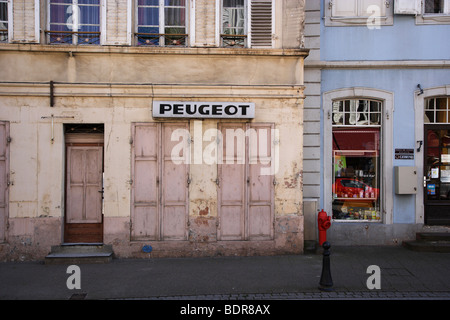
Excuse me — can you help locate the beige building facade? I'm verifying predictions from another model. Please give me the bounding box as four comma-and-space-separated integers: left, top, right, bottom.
0, 0, 308, 261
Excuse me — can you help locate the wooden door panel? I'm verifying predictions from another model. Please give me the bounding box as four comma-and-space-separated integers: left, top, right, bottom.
0, 122, 8, 242
131, 123, 189, 241
66, 146, 103, 223
162, 123, 188, 240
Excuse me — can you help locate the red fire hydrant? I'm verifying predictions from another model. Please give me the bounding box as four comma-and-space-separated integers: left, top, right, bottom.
318, 209, 331, 246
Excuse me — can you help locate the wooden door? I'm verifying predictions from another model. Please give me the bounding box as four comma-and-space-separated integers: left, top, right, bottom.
0, 121, 9, 242
218, 123, 274, 240
218, 123, 246, 240
65, 134, 104, 243
131, 123, 189, 241
248, 123, 274, 240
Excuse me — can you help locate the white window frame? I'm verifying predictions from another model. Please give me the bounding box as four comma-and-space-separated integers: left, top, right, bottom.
134, 0, 189, 47
218, 0, 249, 47
324, 0, 394, 27
416, 0, 450, 25
323, 88, 394, 224
216, 0, 275, 48
0, 0, 10, 42
47, 0, 104, 45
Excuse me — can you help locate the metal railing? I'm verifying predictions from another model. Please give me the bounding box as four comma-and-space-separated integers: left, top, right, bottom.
135, 33, 188, 47
46, 30, 101, 45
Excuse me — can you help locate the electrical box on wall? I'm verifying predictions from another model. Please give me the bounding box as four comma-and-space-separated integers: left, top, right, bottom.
395, 166, 418, 194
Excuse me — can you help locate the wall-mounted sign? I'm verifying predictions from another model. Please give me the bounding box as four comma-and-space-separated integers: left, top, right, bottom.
152, 101, 255, 119
395, 148, 414, 160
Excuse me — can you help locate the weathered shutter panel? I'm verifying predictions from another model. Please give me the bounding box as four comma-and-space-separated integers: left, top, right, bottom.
331, 0, 358, 17
218, 123, 246, 240
11, 0, 39, 43
131, 123, 189, 241
131, 124, 160, 240
248, 124, 274, 240
0, 122, 9, 242
194, 0, 216, 46
103, 0, 131, 45
360, 0, 387, 16
250, 0, 273, 47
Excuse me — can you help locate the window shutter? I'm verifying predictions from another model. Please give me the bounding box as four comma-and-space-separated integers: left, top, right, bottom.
360, 0, 387, 16
103, 0, 131, 45
11, 0, 39, 43
250, 0, 273, 48
194, 0, 216, 46
331, 0, 358, 17
394, 0, 421, 14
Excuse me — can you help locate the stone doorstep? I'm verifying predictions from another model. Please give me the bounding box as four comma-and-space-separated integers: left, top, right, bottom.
44, 243, 113, 264
402, 232, 450, 253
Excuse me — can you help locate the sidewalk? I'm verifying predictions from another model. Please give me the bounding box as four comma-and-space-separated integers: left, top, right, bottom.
1, 245, 449, 300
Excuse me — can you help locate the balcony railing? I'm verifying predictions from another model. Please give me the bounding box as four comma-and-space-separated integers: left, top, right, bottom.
135, 33, 188, 47
46, 30, 101, 45
221, 34, 247, 48
0, 29, 7, 42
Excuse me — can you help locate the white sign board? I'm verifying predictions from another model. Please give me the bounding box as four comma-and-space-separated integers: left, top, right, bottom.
153, 101, 255, 119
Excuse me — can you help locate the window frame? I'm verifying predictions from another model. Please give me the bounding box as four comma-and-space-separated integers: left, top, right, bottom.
416, 0, 450, 25
0, 0, 9, 42
220, 0, 248, 48
324, 0, 394, 27
323, 88, 394, 224
46, 0, 103, 45
134, 0, 189, 47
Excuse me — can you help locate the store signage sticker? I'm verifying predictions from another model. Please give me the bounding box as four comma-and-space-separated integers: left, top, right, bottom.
153, 101, 255, 119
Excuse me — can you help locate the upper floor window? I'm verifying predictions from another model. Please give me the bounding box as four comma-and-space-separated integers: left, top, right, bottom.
425, 97, 450, 124
424, 0, 450, 14
325, 0, 394, 27
221, 0, 273, 48
136, 0, 187, 47
0, 0, 7, 42
47, 0, 101, 45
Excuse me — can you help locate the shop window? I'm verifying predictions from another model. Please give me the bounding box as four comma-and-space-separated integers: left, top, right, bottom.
47, 0, 101, 45
135, 0, 188, 47
332, 99, 382, 221
0, 0, 7, 42
425, 97, 450, 124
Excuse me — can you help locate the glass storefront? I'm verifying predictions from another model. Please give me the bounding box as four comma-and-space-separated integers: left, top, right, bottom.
331, 99, 382, 221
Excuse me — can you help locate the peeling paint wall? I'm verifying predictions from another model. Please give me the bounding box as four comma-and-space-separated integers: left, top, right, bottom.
0, 0, 308, 261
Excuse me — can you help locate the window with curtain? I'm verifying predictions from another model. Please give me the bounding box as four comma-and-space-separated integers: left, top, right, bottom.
136, 0, 187, 46
48, 0, 101, 45
221, 0, 246, 47
0, 0, 7, 42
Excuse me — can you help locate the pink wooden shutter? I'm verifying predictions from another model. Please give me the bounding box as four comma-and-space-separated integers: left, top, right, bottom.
248, 123, 274, 240
218, 123, 246, 240
0, 122, 9, 242
161, 123, 189, 240
131, 123, 160, 240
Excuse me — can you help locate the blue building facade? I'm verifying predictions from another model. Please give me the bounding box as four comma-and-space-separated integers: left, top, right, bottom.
304, 0, 450, 245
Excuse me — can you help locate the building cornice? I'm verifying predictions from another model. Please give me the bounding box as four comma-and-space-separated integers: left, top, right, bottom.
305, 60, 450, 69
0, 43, 310, 58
